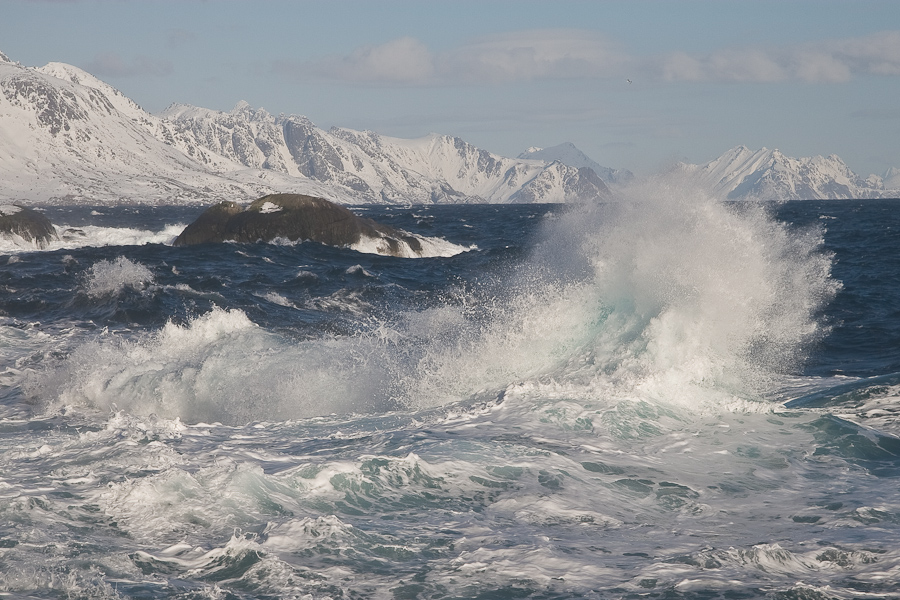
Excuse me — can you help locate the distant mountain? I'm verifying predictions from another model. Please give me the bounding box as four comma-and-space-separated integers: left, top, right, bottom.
0, 50, 610, 205
883, 167, 900, 191
160, 104, 610, 204
679, 145, 898, 201
6, 49, 897, 206
518, 143, 633, 185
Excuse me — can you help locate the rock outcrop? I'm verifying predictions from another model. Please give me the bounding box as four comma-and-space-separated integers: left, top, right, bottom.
0, 204, 57, 247
173, 194, 425, 257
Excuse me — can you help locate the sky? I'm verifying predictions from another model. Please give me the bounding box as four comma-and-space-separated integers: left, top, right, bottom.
2, 0, 899, 176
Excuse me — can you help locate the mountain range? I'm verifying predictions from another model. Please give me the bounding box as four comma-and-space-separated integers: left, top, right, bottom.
0, 51, 609, 205
0, 49, 897, 205
678, 145, 898, 201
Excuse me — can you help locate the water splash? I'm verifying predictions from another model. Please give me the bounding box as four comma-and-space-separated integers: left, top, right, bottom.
34, 177, 839, 423
82, 256, 155, 297
405, 175, 839, 411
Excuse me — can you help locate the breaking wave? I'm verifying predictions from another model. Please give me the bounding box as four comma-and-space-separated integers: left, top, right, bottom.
32, 176, 839, 424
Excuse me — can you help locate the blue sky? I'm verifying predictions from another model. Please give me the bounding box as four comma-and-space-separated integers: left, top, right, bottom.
2, 0, 899, 176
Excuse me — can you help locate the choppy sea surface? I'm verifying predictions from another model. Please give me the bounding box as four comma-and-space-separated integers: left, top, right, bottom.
2, 186, 900, 599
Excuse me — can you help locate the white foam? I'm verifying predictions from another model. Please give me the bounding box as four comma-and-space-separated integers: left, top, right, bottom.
30, 175, 839, 427
82, 256, 154, 297
400, 174, 839, 412
256, 291, 295, 308
270, 230, 471, 258
351, 233, 473, 258
31, 307, 399, 424
0, 223, 185, 254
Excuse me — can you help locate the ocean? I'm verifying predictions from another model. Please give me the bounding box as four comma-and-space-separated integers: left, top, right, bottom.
1, 185, 899, 599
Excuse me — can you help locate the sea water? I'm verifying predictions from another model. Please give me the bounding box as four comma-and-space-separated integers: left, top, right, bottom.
1, 183, 899, 599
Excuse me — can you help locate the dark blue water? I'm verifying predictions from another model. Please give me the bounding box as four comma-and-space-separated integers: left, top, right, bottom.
774, 199, 900, 378
1, 204, 545, 333
7, 201, 898, 377
1, 197, 899, 599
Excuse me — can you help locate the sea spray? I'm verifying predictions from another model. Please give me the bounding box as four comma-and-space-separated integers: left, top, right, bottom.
30, 307, 403, 424
570, 176, 839, 405
404, 175, 840, 411
4, 200, 900, 598
32, 180, 839, 424
82, 256, 155, 297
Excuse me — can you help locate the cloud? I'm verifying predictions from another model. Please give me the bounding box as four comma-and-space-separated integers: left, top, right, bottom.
85, 52, 173, 78
276, 37, 434, 84
276, 30, 625, 85
660, 49, 787, 83
438, 29, 627, 83
278, 29, 900, 86
658, 31, 900, 83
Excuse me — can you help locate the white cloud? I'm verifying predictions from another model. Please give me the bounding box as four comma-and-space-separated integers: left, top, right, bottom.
279, 36, 434, 84
278, 30, 900, 86
278, 30, 625, 85
661, 48, 786, 82
659, 31, 900, 83
438, 29, 627, 83
85, 52, 173, 79
835, 30, 900, 76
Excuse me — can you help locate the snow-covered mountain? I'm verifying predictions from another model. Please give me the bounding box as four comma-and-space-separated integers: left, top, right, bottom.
160, 103, 610, 204
5, 49, 895, 206
0, 51, 610, 205
680, 146, 898, 201
0, 53, 332, 204
518, 142, 633, 186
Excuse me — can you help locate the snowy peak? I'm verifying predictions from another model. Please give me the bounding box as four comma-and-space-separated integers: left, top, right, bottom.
36, 61, 147, 118
683, 145, 893, 200
518, 142, 633, 185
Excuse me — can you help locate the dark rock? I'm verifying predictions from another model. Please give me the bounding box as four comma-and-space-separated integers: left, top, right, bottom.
171, 200, 244, 246
173, 194, 424, 257
0, 204, 57, 248
61, 227, 87, 241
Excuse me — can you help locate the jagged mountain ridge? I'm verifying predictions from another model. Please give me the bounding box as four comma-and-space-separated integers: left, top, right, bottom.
0, 50, 610, 205
680, 145, 898, 201
159, 103, 611, 204
3, 49, 897, 205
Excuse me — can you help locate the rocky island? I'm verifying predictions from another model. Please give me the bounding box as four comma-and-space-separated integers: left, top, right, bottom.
173, 194, 426, 257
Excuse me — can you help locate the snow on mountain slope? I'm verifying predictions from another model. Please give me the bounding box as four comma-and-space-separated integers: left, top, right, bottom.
0, 56, 334, 204
680, 145, 895, 200
1, 51, 608, 205
7, 49, 893, 206
161, 104, 611, 204
518, 142, 633, 186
